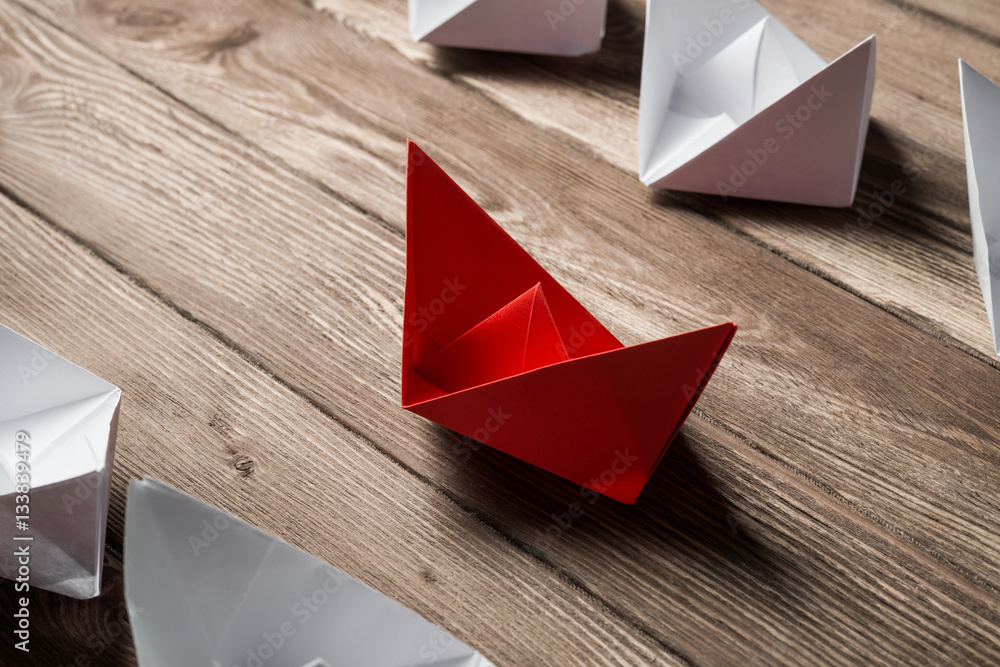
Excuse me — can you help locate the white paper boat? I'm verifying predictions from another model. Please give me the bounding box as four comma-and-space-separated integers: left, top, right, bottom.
409, 0, 608, 55
638, 0, 876, 206
959, 60, 1000, 355
125, 477, 494, 667
0, 324, 120, 599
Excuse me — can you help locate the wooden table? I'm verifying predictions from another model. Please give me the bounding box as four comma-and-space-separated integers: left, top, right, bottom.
2, 0, 999, 664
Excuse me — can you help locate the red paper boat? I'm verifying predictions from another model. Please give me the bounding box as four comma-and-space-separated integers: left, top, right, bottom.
401, 142, 736, 503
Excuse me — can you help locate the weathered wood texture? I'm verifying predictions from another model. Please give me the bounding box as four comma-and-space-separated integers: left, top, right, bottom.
0, 194, 665, 665
1, 0, 999, 664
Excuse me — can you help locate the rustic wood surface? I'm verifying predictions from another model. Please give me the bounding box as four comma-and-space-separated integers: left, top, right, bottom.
1, 0, 999, 664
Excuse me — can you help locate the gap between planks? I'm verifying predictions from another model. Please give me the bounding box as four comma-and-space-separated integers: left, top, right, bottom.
12, 0, 998, 379
0, 178, 696, 667
442, 64, 1000, 376
0, 187, 678, 665
691, 406, 1000, 599
6, 0, 1000, 607
5, 0, 1000, 633
296, 0, 1000, 362
880, 0, 1000, 48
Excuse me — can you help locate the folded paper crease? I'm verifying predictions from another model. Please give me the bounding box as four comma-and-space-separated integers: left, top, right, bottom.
125, 477, 493, 667
638, 0, 876, 206
402, 142, 736, 503
0, 324, 120, 599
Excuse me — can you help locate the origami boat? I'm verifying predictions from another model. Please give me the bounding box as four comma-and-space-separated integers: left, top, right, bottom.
0, 324, 120, 598
124, 477, 493, 667
408, 0, 608, 55
638, 0, 876, 206
402, 142, 736, 503
959, 60, 1000, 356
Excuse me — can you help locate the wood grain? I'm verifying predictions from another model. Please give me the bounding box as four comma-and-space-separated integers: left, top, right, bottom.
7, 0, 1000, 587
0, 193, 667, 665
0, 555, 137, 666
297, 0, 1000, 362
1, 0, 1000, 664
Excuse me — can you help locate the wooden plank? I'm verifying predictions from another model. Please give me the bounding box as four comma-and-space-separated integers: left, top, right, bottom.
3, 1, 1000, 663
292, 0, 1000, 363
0, 195, 666, 665
26, 0, 1000, 362
2, 180, 999, 667
12, 0, 1000, 589
900, 0, 1000, 43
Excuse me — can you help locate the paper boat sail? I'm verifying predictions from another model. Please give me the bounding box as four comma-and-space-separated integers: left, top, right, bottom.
124, 477, 493, 667
638, 0, 876, 207
402, 142, 736, 504
0, 324, 120, 599
960, 60, 1000, 355
408, 0, 608, 55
